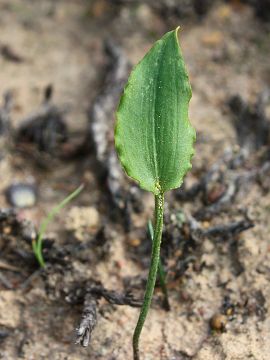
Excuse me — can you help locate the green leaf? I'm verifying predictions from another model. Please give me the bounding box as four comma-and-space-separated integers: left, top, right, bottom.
115, 27, 195, 195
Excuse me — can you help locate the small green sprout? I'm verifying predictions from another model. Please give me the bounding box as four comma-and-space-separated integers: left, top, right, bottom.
115, 28, 195, 360
32, 184, 84, 268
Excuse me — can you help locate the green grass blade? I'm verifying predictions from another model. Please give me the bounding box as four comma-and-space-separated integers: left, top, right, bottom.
32, 184, 84, 267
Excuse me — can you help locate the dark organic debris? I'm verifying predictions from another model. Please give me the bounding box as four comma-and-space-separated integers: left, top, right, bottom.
6, 183, 37, 208
67, 281, 142, 308
202, 216, 254, 240
177, 93, 270, 220
46, 224, 112, 267
176, 148, 261, 220
0, 208, 37, 263
228, 92, 270, 152
17, 326, 29, 358
0, 327, 10, 343
74, 284, 142, 347
193, 0, 215, 16
127, 202, 253, 283
171, 350, 193, 360
221, 295, 235, 316
201, 213, 254, 276
0, 208, 23, 246
75, 294, 97, 347
244, 290, 267, 321
111, 0, 215, 19
161, 212, 202, 279
0, 92, 12, 137
0, 272, 13, 289
257, 161, 270, 192
123, 274, 147, 292
0, 208, 16, 222
161, 209, 254, 279
16, 85, 68, 154
0, 44, 25, 63
243, 0, 270, 21
156, 0, 215, 20
229, 237, 244, 276
223, 290, 268, 324
168, 142, 259, 278
88, 285, 142, 307
0, 209, 38, 289
90, 226, 110, 260
42, 240, 70, 268
253, 0, 270, 21
67, 280, 142, 347
194, 179, 238, 220
175, 150, 239, 205
201, 214, 254, 276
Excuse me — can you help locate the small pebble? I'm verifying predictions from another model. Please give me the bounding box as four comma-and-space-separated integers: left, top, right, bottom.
210, 313, 227, 331
3, 226, 11, 235
128, 238, 141, 247
225, 307, 234, 316
6, 183, 37, 208
202, 221, 210, 229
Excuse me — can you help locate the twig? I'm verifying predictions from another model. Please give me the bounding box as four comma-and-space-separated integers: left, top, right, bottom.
74, 282, 142, 348
0, 272, 13, 289
88, 285, 142, 307
202, 217, 254, 239
75, 294, 97, 347
86, 40, 131, 211
0, 260, 21, 272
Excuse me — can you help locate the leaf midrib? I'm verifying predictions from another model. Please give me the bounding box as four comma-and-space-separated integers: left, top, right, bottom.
152, 42, 165, 190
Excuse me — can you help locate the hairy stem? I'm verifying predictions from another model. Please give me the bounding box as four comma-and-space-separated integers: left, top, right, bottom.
147, 220, 170, 311
133, 193, 164, 360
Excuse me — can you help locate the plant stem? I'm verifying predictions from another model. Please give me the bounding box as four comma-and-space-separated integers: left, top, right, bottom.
147, 220, 170, 311
133, 192, 164, 360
